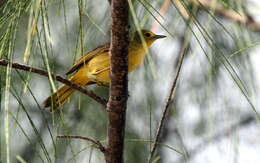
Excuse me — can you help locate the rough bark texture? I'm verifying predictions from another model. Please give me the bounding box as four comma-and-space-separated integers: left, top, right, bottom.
105, 0, 129, 162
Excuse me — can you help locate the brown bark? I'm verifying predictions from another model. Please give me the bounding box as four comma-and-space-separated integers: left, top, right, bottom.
105, 0, 129, 162
0, 59, 107, 106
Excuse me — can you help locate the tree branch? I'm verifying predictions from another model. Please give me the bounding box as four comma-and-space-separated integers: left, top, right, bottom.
0, 59, 107, 107
149, 34, 189, 161
105, 0, 129, 162
57, 135, 106, 153
173, 0, 190, 20
189, 0, 260, 31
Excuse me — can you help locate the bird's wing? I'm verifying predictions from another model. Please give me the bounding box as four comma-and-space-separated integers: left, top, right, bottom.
66, 43, 110, 75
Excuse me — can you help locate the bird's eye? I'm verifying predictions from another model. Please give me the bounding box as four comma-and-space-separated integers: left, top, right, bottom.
145, 32, 151, 37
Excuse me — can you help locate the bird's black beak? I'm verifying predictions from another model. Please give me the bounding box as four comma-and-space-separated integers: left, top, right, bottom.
152, 35, 166, 39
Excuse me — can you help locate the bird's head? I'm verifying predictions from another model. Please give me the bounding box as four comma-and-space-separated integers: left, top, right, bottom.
132, 29, 166, 47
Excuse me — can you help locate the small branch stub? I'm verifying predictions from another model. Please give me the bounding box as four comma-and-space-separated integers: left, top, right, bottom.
57, 135, 106, 153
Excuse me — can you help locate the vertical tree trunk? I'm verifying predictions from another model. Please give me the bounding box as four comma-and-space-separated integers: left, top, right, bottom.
105, 0, 129, 162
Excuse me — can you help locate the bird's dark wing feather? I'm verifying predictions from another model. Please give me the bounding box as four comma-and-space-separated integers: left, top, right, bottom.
66, 43, 110, 75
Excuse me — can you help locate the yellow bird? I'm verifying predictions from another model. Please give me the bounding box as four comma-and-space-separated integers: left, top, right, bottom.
43, 29, 166, 110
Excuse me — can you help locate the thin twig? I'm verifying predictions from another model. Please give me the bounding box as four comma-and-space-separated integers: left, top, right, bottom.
151, 0, 171, 31
57, 135, 106, 153
173, 0, 190, 19
149, 37, 189, 161
189, 0, 260, 31
174, 0, 260, 31
0, 59, 107, 107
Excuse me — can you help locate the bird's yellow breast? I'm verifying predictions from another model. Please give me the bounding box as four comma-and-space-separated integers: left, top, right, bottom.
128, 46, 146, 72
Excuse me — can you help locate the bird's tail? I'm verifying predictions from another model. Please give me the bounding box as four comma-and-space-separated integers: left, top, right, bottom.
43, 84, 74, 111
43, 76, 88, 111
